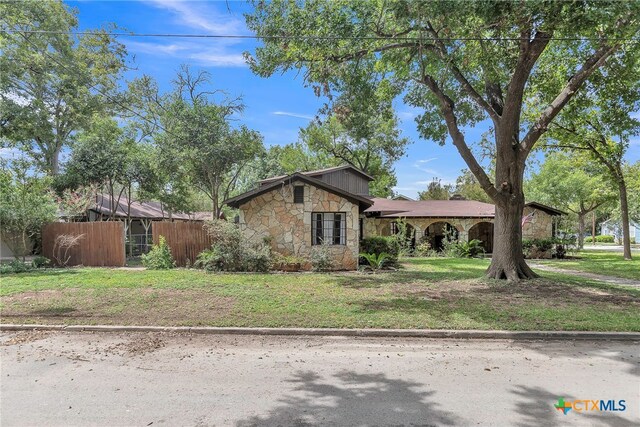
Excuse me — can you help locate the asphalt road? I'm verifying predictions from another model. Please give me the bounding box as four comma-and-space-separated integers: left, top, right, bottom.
1, 331, 638, 426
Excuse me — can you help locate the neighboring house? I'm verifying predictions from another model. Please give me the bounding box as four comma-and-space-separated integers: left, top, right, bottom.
225, 165, 565, 270
600, 219, 640, 244
69, 194, 212, 255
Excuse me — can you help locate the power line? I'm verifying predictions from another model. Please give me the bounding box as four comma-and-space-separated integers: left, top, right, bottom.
1, 29, 639, 42
8, 27, 178, 143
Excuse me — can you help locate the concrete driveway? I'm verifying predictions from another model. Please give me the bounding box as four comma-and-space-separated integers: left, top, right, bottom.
1, 331, 638, 426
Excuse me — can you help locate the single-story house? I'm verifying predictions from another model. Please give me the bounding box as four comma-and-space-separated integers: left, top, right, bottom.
600, 218, 640, 244
224, 165, 565, 270
68, 194, 212, 255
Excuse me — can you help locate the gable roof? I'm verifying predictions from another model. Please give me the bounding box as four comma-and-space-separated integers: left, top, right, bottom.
524, 202, 566, 216
224, 172, 374, 209
365, 198, 496, 218
258, 164, 374, 185
89, 194, 211, 221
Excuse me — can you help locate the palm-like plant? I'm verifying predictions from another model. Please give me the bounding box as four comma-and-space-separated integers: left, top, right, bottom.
359, 252, 391, 270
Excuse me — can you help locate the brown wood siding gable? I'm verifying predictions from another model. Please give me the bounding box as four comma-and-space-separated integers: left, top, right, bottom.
319, 170, 369, 196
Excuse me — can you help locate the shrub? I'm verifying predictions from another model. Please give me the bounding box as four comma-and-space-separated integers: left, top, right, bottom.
32, 256, 51, 269
585, 235, 615, 243
0, 260, 33, 274
194, 247, 225, 272
522, 237, 575, 259
310, 242, 333, 272
359, 252, 391, 270
359, 236, 399, 266
447, 239, 485, 258
244, 244, 273, 272
196, 219, 273, 272
141, 236, 175, 269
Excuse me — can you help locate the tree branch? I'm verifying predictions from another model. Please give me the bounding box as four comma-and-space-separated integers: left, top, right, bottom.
503, 29, 552, 133
425, 22, 500, 123
418, 73, 501, 203
520, 42, 620, 154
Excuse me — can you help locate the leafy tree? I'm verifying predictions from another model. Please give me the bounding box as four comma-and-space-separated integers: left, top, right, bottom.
154, 67, 264, 219
0, 1, 128, 175
453, 169, 492, 203
0, 159, 57, 260
60, 117, 131, 219
236, 142, 336, 194
418, 177, 452, 200
525, 152, 615, 248
245, 0, 639, 280
300, 115, 404, 198
543, 47, 640, 259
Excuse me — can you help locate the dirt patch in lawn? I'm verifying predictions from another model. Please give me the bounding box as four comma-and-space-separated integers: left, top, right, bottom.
0, 288, 236, 326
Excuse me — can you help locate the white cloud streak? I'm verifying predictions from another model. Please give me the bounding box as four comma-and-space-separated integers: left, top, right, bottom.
272, 111, 314, 120
143, 0, 245, 34
133, 1, 248, 67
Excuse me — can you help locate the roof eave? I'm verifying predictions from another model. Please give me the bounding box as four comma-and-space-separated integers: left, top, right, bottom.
224, 173, 373, 209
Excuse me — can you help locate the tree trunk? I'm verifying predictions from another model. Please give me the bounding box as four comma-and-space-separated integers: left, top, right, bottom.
577, 213, 585, 249
618, 180, 632, 260
49, 145, 62, 176
485, 119, 538, 281
486, 197, 539, 281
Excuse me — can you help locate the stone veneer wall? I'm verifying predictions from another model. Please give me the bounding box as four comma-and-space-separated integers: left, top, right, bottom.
363, 217, 494, 243
238, 183, 359, 270
522, 207, 554, 239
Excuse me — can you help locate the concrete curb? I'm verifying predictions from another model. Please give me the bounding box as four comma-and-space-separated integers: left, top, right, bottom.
1, 324, 639, 341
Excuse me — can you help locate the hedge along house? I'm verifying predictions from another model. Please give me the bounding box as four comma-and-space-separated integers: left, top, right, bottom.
225, 165, 565, 270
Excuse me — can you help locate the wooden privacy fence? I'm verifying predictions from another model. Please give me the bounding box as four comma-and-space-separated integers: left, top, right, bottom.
152, 222, 212, 267
42, 222, 125, 267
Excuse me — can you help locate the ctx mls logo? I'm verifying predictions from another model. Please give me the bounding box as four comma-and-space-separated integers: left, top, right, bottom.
554, 398, 626, 415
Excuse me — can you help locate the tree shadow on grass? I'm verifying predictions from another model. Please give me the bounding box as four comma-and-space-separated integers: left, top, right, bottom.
334, 267, 488, 290
511, 385, 636, 427
236, 370, 459, 426
2, 269, 80, 278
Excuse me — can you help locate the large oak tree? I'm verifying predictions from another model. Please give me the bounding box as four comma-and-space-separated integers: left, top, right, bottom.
245, 0, 639, 280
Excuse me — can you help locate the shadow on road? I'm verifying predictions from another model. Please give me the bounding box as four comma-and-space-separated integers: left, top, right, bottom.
236, 370, 459, 426
513, 341, 640, 377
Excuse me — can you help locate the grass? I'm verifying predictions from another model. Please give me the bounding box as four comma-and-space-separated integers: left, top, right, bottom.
1, 257, 638, 331
536, 250, 640, 280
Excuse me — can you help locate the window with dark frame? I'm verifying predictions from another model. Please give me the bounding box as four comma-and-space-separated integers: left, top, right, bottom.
293, 186, 304, 203
311, 212, 346, 245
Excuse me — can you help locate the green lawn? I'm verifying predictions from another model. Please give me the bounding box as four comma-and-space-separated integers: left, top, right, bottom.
536, 250, 640, 280
1, 257, 638, 331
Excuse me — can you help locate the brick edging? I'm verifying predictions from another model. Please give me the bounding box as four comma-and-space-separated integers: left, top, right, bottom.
1, 324, 639, 341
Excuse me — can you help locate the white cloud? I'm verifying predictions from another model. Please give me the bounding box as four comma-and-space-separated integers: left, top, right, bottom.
189, 51, 246, 67
413, 159, 440, 175
143, 0, 245, 34
126, 39, 247, 67
272, 111, 314, 120
133, 1, 249, 67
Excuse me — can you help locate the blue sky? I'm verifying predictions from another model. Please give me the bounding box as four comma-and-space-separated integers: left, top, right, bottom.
67, 0, 639, 198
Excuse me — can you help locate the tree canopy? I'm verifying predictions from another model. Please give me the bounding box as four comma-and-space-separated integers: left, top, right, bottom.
0, 1, 128, 175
